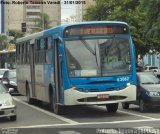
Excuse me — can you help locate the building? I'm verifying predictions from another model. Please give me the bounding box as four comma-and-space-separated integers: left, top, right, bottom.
76, 2, 83, 22
61, 15, 76, 24
143, 54, 160, 67
25, 0, 61, 32
0, 0, 5, 33
75, 0, 96, 22
4, 0, 61, 34
4, 0, 24, 33
82, 0, 96, 21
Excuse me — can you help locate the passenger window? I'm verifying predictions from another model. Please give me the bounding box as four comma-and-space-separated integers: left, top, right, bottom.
44, 38, 48, 50
36, 40, 40, 50
48, 37, 52, 49
40, 39, 45, 49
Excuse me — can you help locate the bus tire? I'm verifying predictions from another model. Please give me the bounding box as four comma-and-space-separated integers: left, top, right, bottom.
26, 84, 33, 104
49, 87, 63, 115
122, 102, 129, 109
106, 103, 118, 113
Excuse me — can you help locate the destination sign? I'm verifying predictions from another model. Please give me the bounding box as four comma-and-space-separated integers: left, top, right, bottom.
64, 24, 129, 37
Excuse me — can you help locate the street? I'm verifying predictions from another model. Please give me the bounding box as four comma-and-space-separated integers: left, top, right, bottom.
1, 95, 160, 134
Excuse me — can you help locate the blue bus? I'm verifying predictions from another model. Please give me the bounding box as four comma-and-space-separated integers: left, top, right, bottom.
16, 21, 136, 114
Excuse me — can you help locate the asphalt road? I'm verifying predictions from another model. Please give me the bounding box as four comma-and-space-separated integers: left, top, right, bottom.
1, 95, 160, 134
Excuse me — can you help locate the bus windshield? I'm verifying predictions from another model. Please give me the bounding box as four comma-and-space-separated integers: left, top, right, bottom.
65, 36, 132, 77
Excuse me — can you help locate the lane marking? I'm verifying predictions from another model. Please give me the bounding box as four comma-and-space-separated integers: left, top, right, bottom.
118, 110, 156, 119
10, 118, 160, 128
98, 105, 156, 119
13, 97, 79, 124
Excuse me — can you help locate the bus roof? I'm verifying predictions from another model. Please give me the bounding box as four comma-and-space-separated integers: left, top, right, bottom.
16, 21, 129, 44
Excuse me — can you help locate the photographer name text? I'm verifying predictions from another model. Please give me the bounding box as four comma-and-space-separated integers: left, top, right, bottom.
0, 0, 86, 5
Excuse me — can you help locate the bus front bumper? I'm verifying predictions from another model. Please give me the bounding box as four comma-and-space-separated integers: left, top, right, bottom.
64, 85, 136, 105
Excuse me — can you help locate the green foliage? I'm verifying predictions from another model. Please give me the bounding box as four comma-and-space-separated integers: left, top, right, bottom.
9, 30, 24, 44
142, 0, 160, 38
142, 0, 160, 53
84, 0, 160, 56
0, 34, 8, 50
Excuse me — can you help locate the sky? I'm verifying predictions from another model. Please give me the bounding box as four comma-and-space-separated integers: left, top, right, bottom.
61, 0, 76, 19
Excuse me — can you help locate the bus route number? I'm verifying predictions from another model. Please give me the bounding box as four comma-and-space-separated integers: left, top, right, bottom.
117, 77, 129, 82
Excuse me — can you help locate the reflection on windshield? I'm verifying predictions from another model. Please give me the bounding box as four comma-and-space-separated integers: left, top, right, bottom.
0, 84, 7, 93
9, 71, 16, 79
65, 37, 132, 77
0, 70, 6, 75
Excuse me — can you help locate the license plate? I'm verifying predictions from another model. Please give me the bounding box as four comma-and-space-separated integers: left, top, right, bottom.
97, 94, 109, 99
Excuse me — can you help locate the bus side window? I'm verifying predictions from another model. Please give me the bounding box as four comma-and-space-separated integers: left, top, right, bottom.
16, 45, 19, 64
23, 42, 27, 64
35, 39, 40, 64
40, 38, 45, 63
27, 42, 30, 64
20, 44, 24, 65
44, 38, 48, 63
46, 37, 52, 64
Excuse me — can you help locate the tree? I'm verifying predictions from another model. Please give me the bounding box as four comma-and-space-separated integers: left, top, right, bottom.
0, 34, 8, 50
142, 0, 160, 52
32, 13, 51, 33
142, 0, 160, 38
8, 30, 24, 44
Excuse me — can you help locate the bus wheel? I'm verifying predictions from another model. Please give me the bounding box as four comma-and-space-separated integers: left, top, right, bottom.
122, 102, 129, 109
50, 90, 63, 115
26, 84, 33, 104
53, 103, 64, 115
106, 103, 118, 113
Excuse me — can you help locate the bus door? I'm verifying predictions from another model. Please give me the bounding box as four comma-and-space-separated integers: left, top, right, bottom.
53, 38, 63, 104
30, 40, 36, 97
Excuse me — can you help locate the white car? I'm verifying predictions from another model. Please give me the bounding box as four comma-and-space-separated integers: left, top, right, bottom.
0, 84, 16, 121
0, 69, 9, 80
144, 66, 160, 77
144, 66, 158, 72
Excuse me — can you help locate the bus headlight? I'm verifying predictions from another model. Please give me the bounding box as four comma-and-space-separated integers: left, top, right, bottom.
127, 83, 131, 86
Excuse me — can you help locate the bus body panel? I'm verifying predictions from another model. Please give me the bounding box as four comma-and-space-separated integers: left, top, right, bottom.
16, 65, 31, 95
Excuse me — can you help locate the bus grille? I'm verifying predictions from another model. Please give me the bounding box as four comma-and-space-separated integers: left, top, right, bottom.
77, 88, 120, 92
77, 96, 126, 102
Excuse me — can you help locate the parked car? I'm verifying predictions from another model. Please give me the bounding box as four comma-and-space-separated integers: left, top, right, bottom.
122, 72, 160, 112
0, 83, 17, 121
0, 69, 9, 80
144, 66, 159, 72
1, 70, 18, 94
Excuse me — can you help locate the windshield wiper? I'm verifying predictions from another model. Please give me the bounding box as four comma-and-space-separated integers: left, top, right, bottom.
80, 39, 98, 66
